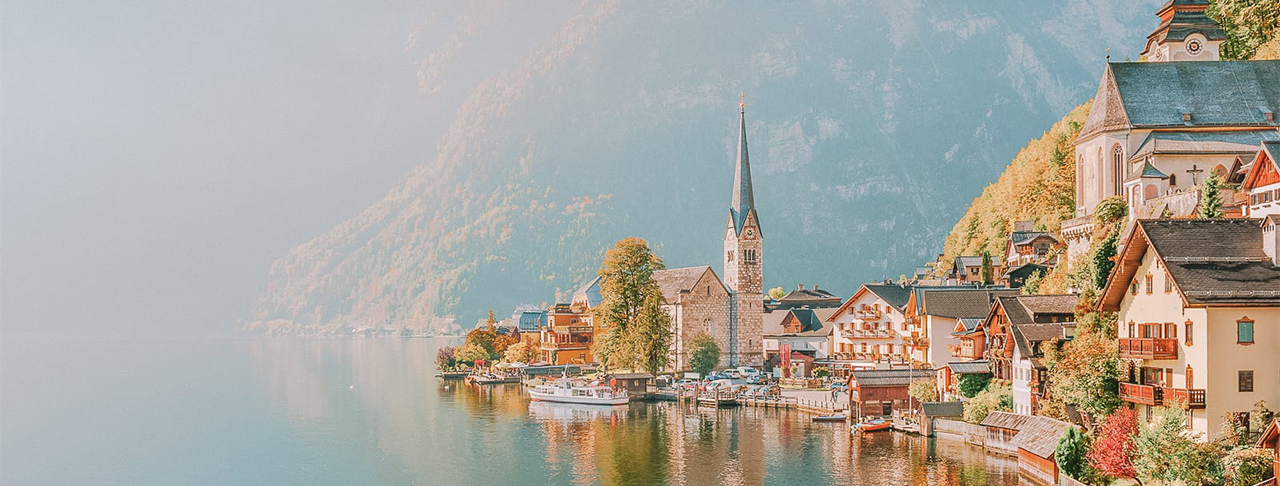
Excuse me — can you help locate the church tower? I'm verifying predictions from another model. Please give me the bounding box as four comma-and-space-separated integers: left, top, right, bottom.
1140, 0, 1226, 62
723, 98, 763, 367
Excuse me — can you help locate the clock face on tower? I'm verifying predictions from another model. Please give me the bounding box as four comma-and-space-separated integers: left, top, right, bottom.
744, 228, 754, 238
1187, 39, 1202, 55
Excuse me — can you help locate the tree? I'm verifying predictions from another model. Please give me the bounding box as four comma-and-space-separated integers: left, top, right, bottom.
1043, 332, 1119, 419
687, 333, 720, 378
453, 342, 491, 365
1197, 171, 1225, 219
1250, 400, 1275, 433
1020, 269, 1044, 295
436, 346, 457, 370
957, 373, 991, 399
1090, 229, 1119, 291
491, 333, 518, 359
594, 237, 666, 370
909, 379, 938, 404
628, 289, 673, 375
980, 251, 994, 285
1056, 426, 1089, 480
1089, 407, 1139, 484
1207, 0, 1280, 60
503, 337, 539, 364
465, 328, 497, 357
767, 287, 786, 300
1133, 405, 1207, 486
485, 309, 497, 333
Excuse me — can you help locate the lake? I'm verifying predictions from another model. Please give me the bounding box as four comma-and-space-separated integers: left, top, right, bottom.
1, 336, 1019, 485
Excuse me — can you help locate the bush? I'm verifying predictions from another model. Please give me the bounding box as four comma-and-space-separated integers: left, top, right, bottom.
811, 366, 830, 379
1224, 447, 1274, 486
687, 333, 720, 378
957, 373, 991, 398
963, 383, 1012, 423
909, 379, 938, 404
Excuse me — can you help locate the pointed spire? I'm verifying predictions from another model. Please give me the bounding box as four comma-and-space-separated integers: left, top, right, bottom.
730, 95, 757, 235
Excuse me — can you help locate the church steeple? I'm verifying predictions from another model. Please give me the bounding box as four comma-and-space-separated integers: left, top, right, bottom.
730, 95, 759, 236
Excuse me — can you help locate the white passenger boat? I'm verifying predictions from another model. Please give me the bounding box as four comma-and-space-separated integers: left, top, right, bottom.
528, 379, 629, 405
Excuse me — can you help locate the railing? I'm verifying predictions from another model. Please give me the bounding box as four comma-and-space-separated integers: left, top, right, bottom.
854, 310, 882, 320
1119, 382, 1162, 406
539, 340, 591, 350
1118, 338, 1178, 360
1163, 388, 1207, 409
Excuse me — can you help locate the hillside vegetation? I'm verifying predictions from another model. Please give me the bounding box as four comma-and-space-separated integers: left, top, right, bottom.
938, 103, 1089, 277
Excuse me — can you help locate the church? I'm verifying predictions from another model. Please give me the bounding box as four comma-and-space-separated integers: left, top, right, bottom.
654, 100, 765, 369
1062, 0, 1280, 264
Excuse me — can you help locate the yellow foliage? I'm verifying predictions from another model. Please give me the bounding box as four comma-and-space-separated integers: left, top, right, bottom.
939, 102, 1091, 271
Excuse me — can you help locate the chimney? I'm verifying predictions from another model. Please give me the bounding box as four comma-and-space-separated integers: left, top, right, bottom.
798, 284, 804, 291
811, 284, 818, 291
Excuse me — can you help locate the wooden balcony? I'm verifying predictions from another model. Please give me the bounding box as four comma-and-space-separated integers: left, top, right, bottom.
854, 310, 882, 320
1163, 388, 1207, 409
1118, 338, 1178, 360
947, 344, 981, 360
1119, 382, 1162, 406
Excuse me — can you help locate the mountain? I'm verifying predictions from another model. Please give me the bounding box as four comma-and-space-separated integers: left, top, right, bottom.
247, 0, 1165, 333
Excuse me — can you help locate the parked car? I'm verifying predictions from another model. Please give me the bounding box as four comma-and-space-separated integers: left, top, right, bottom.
736, 367, 761, 377
722, 369, 743, 379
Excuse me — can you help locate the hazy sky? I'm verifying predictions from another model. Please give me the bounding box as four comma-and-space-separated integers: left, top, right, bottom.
1, 1, 578, 334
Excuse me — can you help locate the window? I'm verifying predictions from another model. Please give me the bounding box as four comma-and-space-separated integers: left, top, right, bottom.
1239, 370, 1254, 392
1145, 274, 1153, 294
1164, 368, 1173, 387
1164, 272, 1172, 293
1185, 321, 1193, 346
1186, 365, 1194, 389
1112, 145, 1124, 194
1166, 323, 1176, 340
1169, 173, 1177, 186
1128, 321, 1136, 338
1238, 318, 1254, 344
727, 251, 733, 262
1131, 281, 1138, 296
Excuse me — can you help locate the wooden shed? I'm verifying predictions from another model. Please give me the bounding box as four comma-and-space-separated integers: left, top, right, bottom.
920, 401, 964, 437
848, 368, 934, 418
604, 373, 653, 398
1009, 416, 1071, 486
979, 411, 1032, 455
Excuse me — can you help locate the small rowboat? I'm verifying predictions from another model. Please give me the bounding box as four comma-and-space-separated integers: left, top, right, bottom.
852, 419, 891, 433
812, 414, 847, 423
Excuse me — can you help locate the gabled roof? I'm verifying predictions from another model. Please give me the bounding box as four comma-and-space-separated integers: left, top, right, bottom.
952, 317, 983, 336
764, 307, 836, 337
955, 256, 985, 268
1242, 141, 1280, 191
1004, 263, 1048, 279
827, 283, 913, 322
921, 288, 1019, 319
1101, 219, 1280, 310
849, 368, 934, 387
1011, 321, 1074, 358
778, 287, 841, 305
1078, 61, 1280, 141
1010, 416, 1073, 459
652, 266, 723, 304
572, 276, 603, 308
1008, 231, 1057, 246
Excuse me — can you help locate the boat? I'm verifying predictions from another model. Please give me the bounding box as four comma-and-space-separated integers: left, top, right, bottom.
812, 414, 847, 423
852, 419, 891, 433
528, 378, 630, 406
466, 373, 514, 385
436, 371, 468, 380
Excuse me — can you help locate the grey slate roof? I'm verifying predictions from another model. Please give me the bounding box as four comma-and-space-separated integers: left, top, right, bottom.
1008, 231, 1057, 246
922, 289, 1019, 319
953, 318, 983, 336
1140, 219, 1280, 305
981, 411, 1032, 430
1011, 322, 1074, 358
921, 401, 964, 417
1078, 61, 1280, 141
863, 284, 913, 310
653, 266, 719, 304
850, 368, 934, 387
1130, 130, 1280, 161
777, 287, 842, 307
763, 307, 836, 337
729, 107, 759, 236
1010, 416, 1073, 459
947, 360, 992, 375
955, 256, 985, 268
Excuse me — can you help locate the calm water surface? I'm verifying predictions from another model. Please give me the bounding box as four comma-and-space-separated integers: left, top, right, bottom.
1, 337, 1018, 485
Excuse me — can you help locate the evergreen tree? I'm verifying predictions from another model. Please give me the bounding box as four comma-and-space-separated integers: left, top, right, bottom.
1197, 171, 1225, 219
485, 309, 497, 333
980, 251, 994, 285
1055, 426, 1088, 480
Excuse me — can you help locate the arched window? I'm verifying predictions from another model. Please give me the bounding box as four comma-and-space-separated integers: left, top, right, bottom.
1169, 173, 1177, 187
1112, 145, 1125, 195
1144, 184, 1159, 200
1076, 155, 1085, 207
1097, 148, 1105, 199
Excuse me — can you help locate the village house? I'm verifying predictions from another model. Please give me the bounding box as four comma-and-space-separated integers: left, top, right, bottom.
538, 303, 594, 365
905, 287, 1018, 368
512, 305, 547, 342
1101, 219, 1280, 440
1241, 142, 1280, 219
826, 283, 914, 373
766, 283, 841, 311
950, 256, 1003, 285
847, 368, 934, 418
1061, 0, 1280, 266
762, 307, 837, 367
1003, 263, 1049, 290
982, 295, 1077, 416
1005, 221, 1060, 268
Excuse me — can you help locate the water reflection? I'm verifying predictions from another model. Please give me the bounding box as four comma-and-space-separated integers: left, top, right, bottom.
250, 338, 1018, 486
